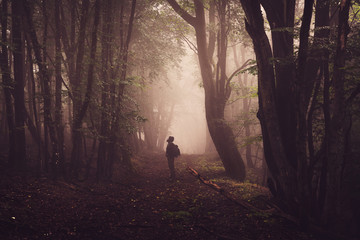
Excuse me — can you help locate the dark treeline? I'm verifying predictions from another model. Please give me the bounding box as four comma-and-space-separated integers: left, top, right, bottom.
239, 0, 360, 238
1, 0, 360, 239
0, 0, 189, 180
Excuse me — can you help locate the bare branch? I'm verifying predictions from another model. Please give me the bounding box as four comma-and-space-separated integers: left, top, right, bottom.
167, 0, 196, 27
181, 33, 198, 54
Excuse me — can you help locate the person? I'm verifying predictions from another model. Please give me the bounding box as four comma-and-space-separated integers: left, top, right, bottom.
165, 136, 180, 180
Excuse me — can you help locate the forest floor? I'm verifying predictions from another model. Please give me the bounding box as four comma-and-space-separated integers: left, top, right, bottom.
0, 152, 328, 240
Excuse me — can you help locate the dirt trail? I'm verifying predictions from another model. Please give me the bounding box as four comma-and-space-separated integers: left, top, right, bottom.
0, 152, 324, 239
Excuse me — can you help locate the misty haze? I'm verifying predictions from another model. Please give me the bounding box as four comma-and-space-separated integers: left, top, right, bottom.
0, 0, 359, 240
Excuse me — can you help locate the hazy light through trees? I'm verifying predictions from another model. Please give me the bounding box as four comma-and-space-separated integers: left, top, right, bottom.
165, 48, 206, 154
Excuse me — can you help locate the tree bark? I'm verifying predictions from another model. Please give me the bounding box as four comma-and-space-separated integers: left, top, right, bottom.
107, 0, 137, 177
1, 0, 16, 166
324, 0, 351, 227
240, 0, 297, 208
97, 0, 113, 181
55, 0, 65, 177
240, 0, 354, 234
70, 0, 90, 176
12, 0, 27, 171
167, 0, 246, 180
23, 0, 59, 173
71, 0, 101, 177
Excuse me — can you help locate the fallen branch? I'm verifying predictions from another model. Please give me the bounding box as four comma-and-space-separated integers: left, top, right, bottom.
187, 167, 300, 225
187, 167, 265, 211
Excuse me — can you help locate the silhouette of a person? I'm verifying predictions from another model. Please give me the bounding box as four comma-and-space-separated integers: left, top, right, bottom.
165, 136, 179, 180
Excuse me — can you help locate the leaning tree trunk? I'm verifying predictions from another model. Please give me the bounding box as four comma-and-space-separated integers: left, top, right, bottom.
167, 0, 246, 180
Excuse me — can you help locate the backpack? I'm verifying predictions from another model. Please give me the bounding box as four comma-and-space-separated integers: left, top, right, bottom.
173, 145, 181, 157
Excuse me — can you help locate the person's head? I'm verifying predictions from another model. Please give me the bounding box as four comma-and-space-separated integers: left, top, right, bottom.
167, 136, 174, 143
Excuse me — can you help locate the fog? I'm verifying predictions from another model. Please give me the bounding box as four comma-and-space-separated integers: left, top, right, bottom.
165, 49, 207, 154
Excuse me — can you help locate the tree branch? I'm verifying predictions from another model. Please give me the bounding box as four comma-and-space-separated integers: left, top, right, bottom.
225, 59, 253, 91
187, 167, 265, 211
167, 0, 196, 27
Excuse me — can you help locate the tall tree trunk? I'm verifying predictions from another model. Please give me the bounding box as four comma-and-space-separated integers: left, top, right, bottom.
324, 0, 351, 227
260, 0, 297, 169
12, 0, 27, 171
97, 0, 113, 181
25, 34, 44, 172
167, 0, 246, 180
71, 0, 100, 175
240, 0, 297, 207
240, 0, 354, 233
70, 0, 90, 176
107, 0, 137, 176
55, 0, 65, 177
23, 0, 59, 174
71, 0, 101, 178
0, 0, 16, 166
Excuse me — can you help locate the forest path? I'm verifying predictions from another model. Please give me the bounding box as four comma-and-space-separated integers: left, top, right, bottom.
0, 152, 323, 240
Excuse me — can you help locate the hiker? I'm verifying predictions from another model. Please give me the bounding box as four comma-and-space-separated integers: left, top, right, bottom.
165, 136, 180, 180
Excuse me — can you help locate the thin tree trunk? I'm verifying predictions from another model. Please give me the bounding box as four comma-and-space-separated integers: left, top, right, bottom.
97, 0, 113, 181
107, 0, 137, 177
12, 0, 27, 171
0, 0, 16, 166
23, 0, 59, 173
71, 0, 101, 178
70, 0, 90, 176
55, 0, 65, 177
25, 34, 43, 172
324, 0, 351, 227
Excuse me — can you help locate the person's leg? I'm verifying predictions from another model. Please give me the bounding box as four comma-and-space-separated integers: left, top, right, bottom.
167, 157, 175, 179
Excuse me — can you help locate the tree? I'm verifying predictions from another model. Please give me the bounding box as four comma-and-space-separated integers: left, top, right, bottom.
69, 0, 91, 177
12, 0, 27, 170
167, 0, 246, 180
231, 45, 255, 168
97, 0, 115, 181
0, 0, 16, 167
54, 0, 65, 177
71, 0, 101, 177
239, 0, 357, 234
23, 0, 59, 173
